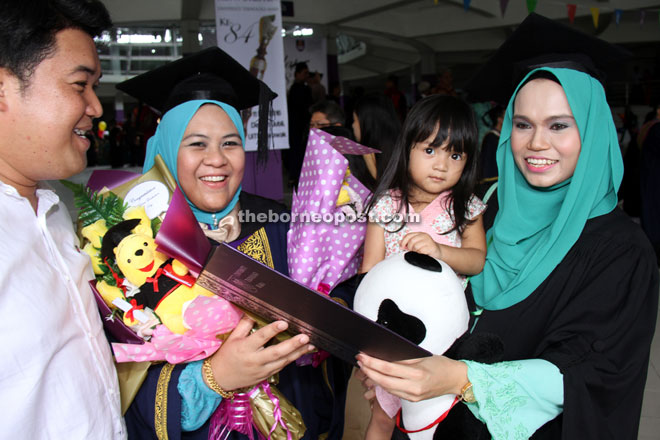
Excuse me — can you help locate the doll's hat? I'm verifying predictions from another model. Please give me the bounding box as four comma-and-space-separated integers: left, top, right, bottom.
465, 13, 631, 104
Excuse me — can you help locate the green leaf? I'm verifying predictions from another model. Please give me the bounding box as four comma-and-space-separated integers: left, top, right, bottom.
59, 180, 127, 227
151, 216, 162, 235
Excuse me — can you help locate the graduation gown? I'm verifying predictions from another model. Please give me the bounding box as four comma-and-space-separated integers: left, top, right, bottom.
640, 121, 660, 261
433, 207, 659, 439
124, 192, 349, 439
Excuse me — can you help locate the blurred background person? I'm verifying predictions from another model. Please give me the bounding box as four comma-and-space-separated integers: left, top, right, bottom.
286, 62, 312, 187
479, 103, 505, 181
351, 93, 402, 182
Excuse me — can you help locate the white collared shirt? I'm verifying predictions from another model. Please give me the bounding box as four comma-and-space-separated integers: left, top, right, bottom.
0, 181, 125, 439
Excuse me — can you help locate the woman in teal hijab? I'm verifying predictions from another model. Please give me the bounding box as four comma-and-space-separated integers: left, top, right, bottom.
355, 15, 658, 440
118, 49, 345, 440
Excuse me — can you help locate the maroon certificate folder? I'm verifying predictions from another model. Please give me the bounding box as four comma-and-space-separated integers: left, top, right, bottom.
197, 244, 431, 365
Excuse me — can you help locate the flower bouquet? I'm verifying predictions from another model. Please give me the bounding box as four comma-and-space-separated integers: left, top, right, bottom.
64, 156, 305, 439
287, 128, 379, 292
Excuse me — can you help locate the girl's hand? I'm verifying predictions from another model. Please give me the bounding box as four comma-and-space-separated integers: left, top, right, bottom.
356, 353, 467, 403
206, 315, 314, 391
400, 232, 443, 260
355, 366, 377, 401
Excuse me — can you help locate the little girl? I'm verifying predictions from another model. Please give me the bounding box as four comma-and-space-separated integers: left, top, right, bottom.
360, 94, 487, 439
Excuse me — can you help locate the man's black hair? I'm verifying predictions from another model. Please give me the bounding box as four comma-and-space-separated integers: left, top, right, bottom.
294, 62, 309, 74
309, 100, 345, 125
0, 0, 112, 88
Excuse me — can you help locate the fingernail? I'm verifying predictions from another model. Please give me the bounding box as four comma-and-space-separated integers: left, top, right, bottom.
357, 361, 363, 368
277, 322, 287, 330
299, 335, 309, 344
307, 344, 315, 351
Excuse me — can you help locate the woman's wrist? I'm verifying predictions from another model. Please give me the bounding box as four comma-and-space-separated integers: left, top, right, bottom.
450, 359, 469, 396
201, 358, 235, 398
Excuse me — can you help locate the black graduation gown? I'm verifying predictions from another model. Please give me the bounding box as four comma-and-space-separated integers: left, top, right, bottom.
640, 122, 660, 262
433, 208, 659, 439
124, 192, 349, 439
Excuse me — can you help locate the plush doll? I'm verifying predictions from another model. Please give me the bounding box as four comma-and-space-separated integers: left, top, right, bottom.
95, 218, 241, 364
99, 218, 221, 334
354, 252, 503, 440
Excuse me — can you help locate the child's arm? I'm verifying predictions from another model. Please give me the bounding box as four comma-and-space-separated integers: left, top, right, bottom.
360, 221, 386, 273
400, 214, 487, 275
365, 398, 396, 440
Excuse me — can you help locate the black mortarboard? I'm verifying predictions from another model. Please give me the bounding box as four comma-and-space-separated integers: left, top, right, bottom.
465, 13, 631, 104
100, 219, 141, 262
116, 47, 277, 163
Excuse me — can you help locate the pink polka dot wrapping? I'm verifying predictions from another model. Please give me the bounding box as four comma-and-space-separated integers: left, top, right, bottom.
112, 295, 242, 363
287, 129, 378, 291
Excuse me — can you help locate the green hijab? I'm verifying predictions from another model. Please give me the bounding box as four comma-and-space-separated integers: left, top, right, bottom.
470, 67, 624, 310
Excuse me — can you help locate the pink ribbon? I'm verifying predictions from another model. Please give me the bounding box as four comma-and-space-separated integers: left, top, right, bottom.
255, 382, 292, 440
209, 391, 260, 440
316, 283, 331, 296
209, 381, 292, 440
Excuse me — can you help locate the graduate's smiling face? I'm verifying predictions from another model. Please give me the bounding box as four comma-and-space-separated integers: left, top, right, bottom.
177, 104, 245, 213
511, 78, 582, 188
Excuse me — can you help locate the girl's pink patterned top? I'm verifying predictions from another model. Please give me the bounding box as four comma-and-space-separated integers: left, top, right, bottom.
369, 189, 486, 270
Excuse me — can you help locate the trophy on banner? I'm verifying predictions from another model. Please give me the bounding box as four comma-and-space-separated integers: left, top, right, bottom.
243, 14, 278, 131
249, 14, 277, 79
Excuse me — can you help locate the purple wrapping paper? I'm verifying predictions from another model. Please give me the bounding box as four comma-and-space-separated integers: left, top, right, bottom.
155, 187, 210, 277
86, 169, 140, 193
287, 128, 379, 290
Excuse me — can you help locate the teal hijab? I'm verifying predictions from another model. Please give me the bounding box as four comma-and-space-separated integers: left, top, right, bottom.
142, 99, 245, 228
470, 67, 624, 310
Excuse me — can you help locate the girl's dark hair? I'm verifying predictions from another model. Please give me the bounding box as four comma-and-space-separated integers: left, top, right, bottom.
368, 94, 479, 235
353, 93, 402, 178
0, 0, 112, 89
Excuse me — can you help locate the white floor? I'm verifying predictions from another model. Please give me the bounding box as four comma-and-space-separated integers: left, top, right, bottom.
50, 166, 660, 440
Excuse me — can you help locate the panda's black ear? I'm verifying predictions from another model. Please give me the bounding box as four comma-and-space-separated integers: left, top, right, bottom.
404, 251, 442, 273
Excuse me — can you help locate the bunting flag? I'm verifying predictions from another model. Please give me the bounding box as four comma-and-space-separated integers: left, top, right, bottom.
614, 9, 622, 25
500, 0, 509, 17
464, 0, 471, 11
640, 9, 645, 26
590, 7, 600, 28
526, 0, 537, 14
567, 4, 577, 24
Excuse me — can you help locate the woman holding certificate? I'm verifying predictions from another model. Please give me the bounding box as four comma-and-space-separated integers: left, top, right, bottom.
117, 47, 345, 440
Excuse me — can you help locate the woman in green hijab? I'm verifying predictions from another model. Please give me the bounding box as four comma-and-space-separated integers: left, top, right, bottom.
355, 15, 658, 440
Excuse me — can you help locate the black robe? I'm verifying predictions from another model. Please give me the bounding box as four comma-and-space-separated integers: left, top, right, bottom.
640, 121, 660, 263
124, 192, 350, 439
431, 207, 659, 439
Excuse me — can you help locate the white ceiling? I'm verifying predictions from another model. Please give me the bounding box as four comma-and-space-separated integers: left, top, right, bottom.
101, 0, 660, 84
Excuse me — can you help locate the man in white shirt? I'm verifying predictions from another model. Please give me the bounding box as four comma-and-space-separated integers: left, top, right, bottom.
0, 1, 125, 438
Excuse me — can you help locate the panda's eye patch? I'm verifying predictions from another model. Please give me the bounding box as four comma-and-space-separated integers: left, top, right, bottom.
144, 242, 148, 246
127, 259, 131, 263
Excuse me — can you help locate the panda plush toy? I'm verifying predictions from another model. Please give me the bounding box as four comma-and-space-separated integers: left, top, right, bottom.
354, 251, 502, 440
